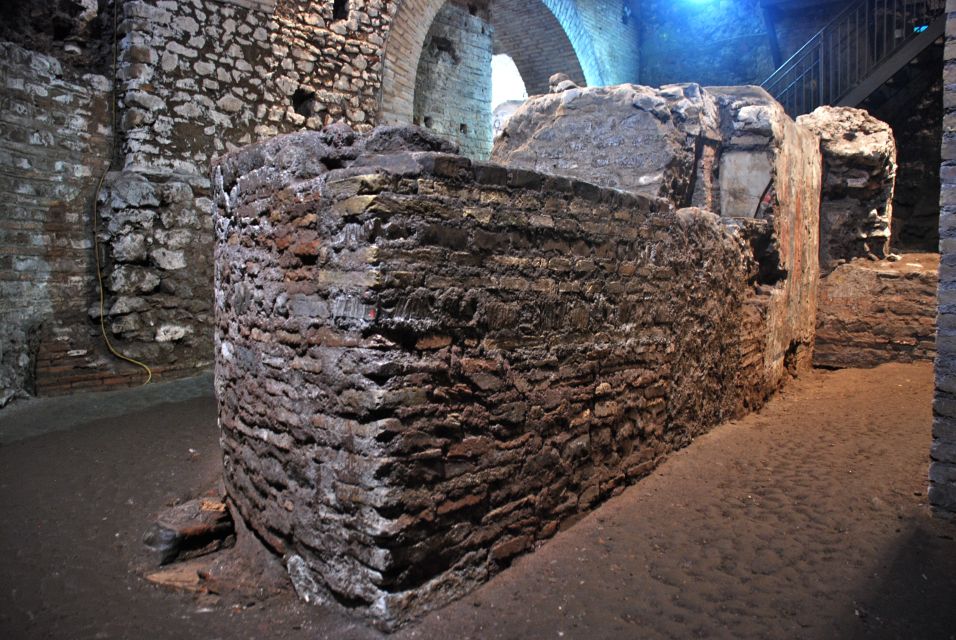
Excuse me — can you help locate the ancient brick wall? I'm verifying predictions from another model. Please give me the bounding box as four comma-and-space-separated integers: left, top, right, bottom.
0, 0, 645, 402
0, 41, 113, 404
932, 0, 956, 518
816, 254, 938, 368
413, 0, 493, 159
575, 0, 640, 86
380, 0, 640, 127
492, 84, 822, 380
213, 123, 817, 627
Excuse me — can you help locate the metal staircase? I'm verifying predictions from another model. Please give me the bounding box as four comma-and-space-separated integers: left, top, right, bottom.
762, 0, 946, 116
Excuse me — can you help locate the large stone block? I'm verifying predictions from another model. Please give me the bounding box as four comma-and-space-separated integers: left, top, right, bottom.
213, 122, 821, 628
797, 106, 896, 272
493, 83, 823, 377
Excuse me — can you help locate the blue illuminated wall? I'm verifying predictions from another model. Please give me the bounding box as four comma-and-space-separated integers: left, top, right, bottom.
543, 0, 641, 87
639, 0, 777, 86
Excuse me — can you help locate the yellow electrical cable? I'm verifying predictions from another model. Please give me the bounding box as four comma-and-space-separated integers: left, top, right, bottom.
91, 0, 152, 385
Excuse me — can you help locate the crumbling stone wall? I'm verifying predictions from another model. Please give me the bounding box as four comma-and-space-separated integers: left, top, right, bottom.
0, 41, 111, 403
794, 106, 934, 371
214, 116, 820, 627
1, 0, 646, 403
492, 83, 822, 379
932, 4, 956, 519
0, 0, 110, 73
413, 0, 493, 159
796, 106, 896, 272
815, 254, 938, 368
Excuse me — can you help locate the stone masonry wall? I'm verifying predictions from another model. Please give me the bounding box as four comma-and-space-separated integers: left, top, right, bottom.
413, 0, 493, 159
1, 0, 641, 402
931, 0, 956, 518
214, 122, 818, 628
88, 0, 393, 381
816, 254, 938, 368
0, 41, 112, 404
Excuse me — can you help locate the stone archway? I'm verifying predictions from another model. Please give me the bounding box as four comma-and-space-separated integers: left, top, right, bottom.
378, 0, 598, 127
492, 0, 587, 96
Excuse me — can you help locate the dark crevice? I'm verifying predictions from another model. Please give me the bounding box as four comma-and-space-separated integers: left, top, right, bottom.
291, 88, 316, 118
332, 0, 348, 22
746, 222, 787, 286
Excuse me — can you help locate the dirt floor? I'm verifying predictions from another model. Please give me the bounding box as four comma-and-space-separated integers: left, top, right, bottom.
1, 362, 954, 640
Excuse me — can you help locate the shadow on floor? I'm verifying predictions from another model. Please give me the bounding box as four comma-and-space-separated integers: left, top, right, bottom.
847, 523, 956, 640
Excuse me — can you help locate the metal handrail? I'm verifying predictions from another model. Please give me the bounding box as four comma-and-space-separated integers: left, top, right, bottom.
761, 0, 946, 116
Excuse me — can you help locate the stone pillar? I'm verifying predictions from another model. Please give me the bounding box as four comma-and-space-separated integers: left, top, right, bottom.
931, 0, 956, 517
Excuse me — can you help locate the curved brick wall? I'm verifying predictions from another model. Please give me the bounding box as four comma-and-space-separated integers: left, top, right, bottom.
214, 118, 820, 627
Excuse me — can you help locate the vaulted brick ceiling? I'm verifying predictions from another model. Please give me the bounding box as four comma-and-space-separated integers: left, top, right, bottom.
491, 0, 586, 95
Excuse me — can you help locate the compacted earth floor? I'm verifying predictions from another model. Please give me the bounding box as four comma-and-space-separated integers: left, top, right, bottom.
1, 362, 954, 640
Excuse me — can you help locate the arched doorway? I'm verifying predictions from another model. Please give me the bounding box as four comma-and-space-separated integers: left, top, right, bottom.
379, 0, 595, 159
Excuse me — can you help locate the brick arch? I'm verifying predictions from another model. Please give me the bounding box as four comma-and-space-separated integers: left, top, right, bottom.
492, 0, 586, 96
379, 0, 600, 125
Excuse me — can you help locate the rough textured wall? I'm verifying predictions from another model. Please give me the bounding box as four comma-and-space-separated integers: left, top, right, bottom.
85, 0, 393, 381
492, 83, 717, 204
214, 120, 819, 627
0, 41, 112, 404
932, 0, 956, 518
639, 0, 775, 87
815, 254, 938, 368
413, 0, 493, 159
493, 83, 822, 378
797, 106, 896, 272
0, 0, 109, 73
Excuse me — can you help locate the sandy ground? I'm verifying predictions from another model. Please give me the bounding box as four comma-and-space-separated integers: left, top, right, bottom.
1, 362, 954, 640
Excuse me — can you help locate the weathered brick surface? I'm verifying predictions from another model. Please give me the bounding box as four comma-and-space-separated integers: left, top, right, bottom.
493, 83, 822, 379
1, 0, 645, 402
214, 123, 818, 627
816, 254, 938, 368
931, 0, 956, 517
0, 41, 113, 405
